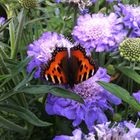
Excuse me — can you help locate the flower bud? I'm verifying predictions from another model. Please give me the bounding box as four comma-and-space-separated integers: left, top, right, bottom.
18, 0, 37, 9
119, 38, 140, 62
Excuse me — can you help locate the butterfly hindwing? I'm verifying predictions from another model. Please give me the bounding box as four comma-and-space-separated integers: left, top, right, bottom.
70, 45, 96, 84
41, 47, 68, 84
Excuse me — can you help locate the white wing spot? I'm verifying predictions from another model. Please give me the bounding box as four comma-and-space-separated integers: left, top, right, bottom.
91, 70, 94, 75
45, 75, 48, 80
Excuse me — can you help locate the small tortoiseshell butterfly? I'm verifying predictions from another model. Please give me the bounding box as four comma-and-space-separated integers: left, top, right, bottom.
41, 45, 98, 87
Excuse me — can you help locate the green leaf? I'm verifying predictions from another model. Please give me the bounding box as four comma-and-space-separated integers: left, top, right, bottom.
18, 85, 51, 94
0, 75, 10, 81
18, 85, 84, 103
12, 56, 32, 74
117, 67, 140, 84
98, 81, 140, 112
0, 18, 12, 32
0, 57, 32, 88
24, 17, 49, 26
50, 87, 84, 103
14, 69, 36, 91
0, 115, 27, 134
0, 104, 52, 127
0, 90, 17, 102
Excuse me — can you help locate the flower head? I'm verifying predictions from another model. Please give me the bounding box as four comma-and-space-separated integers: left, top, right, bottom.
27, 32, 73, 78
46, 68, 121, 130
119, 38, 140, 62
54, 121, 140, 140
0, 17, 5, 26
72, 13, 125, 52
133, 90, 140, 116
114, 4, 140, 37
18, 0, 37, 9
94, 121, 140, 140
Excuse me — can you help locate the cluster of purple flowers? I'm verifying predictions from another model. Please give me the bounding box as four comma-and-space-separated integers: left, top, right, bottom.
72, 4, 140, 52
114, 3, 140, 37
26, 2, 140, 139
54, 121, 140, 140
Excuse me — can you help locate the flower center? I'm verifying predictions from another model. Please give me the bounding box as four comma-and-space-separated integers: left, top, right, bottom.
73, 80, 103, 100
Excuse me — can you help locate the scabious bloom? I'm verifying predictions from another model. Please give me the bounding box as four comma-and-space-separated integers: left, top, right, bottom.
0, 17, 5, 26
46, 68, 121, 130
72, 13, 125, 52
119, 38, 140, 62
54, 121, 140, 140
114, 4, 140, 37
133, 90, 140, 116
27, 32, 73, 78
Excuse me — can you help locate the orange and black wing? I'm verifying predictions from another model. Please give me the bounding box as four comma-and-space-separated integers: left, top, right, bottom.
70, 45, 97, 84
41, 47, 68, 84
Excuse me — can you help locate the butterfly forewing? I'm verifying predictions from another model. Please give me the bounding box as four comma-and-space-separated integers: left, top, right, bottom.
43, 47, 68, 84
70, 45, 96, 84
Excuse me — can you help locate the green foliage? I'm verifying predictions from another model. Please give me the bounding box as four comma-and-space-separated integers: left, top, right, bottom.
98, 81, 140, 112
117, 67, 140, 84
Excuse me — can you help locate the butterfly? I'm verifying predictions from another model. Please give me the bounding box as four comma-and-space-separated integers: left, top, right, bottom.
41, 45, 98, 87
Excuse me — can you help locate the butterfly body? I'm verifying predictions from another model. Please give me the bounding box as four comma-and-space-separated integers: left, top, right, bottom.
41, 45, 97, 87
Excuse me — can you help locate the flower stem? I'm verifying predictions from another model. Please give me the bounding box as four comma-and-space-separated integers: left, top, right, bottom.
73, 6, 78, 26
11, 8, 26, 59
94, 0, 99, 13
6, 5, 15, 58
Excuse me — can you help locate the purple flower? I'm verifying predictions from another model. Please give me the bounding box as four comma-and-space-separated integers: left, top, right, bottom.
133, 90, 140, 116
46, 68, 121, 130
72, 13, 125, 52
55, 0, 61, 3
114, 4, 140, 37
54, 129, 85, 140
27, 32, 73, 78
94, 121, 140, 139
0, 17, 5, 26
54, 121, 140, 140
